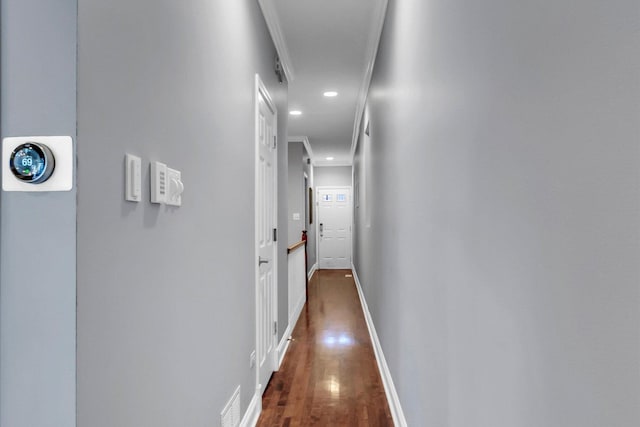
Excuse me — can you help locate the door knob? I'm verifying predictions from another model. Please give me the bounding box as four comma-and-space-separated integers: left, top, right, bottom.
259, 257, 270, 266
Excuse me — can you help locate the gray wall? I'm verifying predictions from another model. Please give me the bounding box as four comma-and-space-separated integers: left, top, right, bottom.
314, 165, 352, 187
354, 0, 640, 426
0, 0, 77, 426
276, 85, 289, 354
288, 142, 316, 272
288, 141, 305, 245
76, 1, 287, 426
302, 151, 316, 271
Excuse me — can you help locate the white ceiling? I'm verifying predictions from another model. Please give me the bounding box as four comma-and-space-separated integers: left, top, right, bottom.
259, 0, 388, 166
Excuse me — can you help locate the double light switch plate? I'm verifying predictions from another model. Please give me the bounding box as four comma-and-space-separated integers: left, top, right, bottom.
150, 161, 183, 206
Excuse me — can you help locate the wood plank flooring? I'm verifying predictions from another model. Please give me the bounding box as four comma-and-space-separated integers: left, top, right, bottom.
257, 269, 394, 427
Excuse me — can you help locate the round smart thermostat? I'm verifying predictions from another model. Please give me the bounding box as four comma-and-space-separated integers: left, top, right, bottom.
9, 142, 55, 183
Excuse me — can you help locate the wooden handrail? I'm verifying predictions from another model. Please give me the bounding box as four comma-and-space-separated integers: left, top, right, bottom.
287, 240, 306, 254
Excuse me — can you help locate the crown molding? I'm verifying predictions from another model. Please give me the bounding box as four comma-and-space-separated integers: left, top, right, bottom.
258, 0, 296, 83
289, 135, 313, 158
313, 160, 353, 168
289, 135, 316, 165
349, 0, 388, 162
289, 136, 353, 167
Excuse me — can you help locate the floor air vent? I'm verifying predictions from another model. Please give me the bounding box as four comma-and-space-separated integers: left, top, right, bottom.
221, 386, 241, 427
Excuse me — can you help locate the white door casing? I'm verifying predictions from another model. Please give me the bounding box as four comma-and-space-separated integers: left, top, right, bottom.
317, 186, 352, 269
255, 74, 278, 396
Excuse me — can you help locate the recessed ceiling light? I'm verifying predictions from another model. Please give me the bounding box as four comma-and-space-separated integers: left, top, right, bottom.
326, 157, 334, 161
323, 91, 338, 97
289, 110, 302, 116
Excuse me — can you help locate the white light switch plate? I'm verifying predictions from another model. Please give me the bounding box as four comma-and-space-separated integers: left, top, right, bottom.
125, 154, 141, 202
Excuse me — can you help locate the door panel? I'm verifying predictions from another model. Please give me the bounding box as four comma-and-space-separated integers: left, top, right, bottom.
318, 187, 352, 269
256, 77, 277, 395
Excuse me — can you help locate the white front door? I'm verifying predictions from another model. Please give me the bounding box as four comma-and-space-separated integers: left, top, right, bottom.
317, 186, 352, 269
255, 75, 277, 395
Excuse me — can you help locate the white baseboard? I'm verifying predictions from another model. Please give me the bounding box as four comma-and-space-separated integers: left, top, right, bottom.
277, 331, 291, 369
290, 291, 306, 329
278, 292, 305, 368
351, 265, 408, 427
308, 263, 318, 280
240, 389, 262, 427
276, 317, 294, 369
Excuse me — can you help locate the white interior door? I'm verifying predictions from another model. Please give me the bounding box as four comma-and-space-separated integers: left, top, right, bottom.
255, 75, 277, 395
317, 187, 352, 269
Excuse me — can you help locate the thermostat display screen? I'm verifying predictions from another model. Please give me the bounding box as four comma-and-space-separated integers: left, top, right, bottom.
9, 142, 55, 183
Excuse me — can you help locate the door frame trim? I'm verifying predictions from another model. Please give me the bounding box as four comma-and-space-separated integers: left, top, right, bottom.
254, 74, 278, 399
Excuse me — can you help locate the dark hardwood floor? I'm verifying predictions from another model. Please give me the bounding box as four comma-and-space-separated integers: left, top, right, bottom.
257, 269, 394, 427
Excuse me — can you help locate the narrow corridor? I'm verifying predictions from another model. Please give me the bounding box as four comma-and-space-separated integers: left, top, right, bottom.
257, 270, 393, 426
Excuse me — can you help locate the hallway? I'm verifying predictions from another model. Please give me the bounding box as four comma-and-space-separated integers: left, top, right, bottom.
1, 1, 638, 426
257, 270, 393, 426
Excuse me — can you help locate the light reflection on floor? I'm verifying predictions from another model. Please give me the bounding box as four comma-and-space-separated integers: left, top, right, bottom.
321, 331, 355, 348
325, 375, 341, 397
